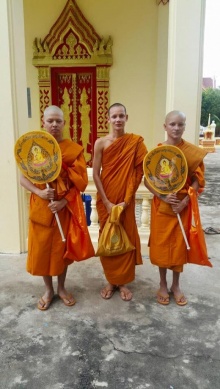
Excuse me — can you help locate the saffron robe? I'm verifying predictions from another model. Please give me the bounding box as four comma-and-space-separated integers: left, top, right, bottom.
96, 133, 147, 285
27, 139, 94, 276
149, 139, 207, 271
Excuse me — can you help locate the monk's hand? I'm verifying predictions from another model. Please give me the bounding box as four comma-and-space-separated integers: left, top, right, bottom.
172, 195, 189, 214
38, 187, 55, 200
48, 198, 67, 214
159, 193, 179, 205
105, 200, 115, 214
118, 201, 128, 210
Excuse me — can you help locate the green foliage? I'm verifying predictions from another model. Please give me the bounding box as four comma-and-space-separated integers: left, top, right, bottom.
213, 115, 220, 137
213, 114, 220, 123
200, 88, 220, 127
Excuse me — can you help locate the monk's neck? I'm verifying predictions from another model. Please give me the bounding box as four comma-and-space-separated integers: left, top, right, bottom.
164, 137, 183, 146
111, 130, 126, 140
55, 136, 63, 143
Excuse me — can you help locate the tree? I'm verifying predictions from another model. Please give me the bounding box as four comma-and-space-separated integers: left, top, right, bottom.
201, 88, 220, 136
201, 88, 220, 126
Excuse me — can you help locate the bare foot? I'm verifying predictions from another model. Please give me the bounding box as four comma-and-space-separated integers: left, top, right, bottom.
118, 285, 132, 301
100, 283, 117, 299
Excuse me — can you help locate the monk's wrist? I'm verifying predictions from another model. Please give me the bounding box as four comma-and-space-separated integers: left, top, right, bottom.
36, 187, 43, 197
158, 194, 167, 201
183, 195, 190, 207
61, 198, 68, 207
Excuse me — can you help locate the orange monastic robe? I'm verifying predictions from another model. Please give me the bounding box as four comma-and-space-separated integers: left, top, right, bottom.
96, 133, 147, 285
27, 139, 94, 276
149, 139, 207, 272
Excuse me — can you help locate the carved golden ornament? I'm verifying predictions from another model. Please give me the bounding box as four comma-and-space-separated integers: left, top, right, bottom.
79, 87, 91, 162
61, 87, 72, 140
32, 0, 113, 66
97, 89, 109, 133
96, 67, 110, 80
157, 0, 169, 4
38, 67, 50, 81
39, 88, 50, 117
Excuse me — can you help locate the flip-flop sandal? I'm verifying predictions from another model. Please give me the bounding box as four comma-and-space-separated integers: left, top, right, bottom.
170, 290, 187, 306
118, 286, 132, 301
157, 292, 170, 305
204, 227, 220, 235
37, 296, 53, 311
173, 294, 187, 306
100, 286, 117, 300
59, 294, 76, 306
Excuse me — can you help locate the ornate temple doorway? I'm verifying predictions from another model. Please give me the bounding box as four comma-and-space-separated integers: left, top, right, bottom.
32, 0, 112, 166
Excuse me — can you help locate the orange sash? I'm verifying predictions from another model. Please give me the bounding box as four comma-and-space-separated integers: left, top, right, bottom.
63, 187, 95, 262
187, 187, 212, 267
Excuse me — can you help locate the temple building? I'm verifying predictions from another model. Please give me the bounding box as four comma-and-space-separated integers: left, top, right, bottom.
0, 0, 206, 253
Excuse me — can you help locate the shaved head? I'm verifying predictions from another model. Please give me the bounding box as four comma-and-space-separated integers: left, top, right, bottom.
43, 105, 65, 142
165, 110, 186, 124
108, 103, 126, 115
44, 105, 64, 118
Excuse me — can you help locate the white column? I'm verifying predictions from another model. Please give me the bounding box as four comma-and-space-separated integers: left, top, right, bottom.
86, 168, 99, 250
153, 3, 169, 146
0, 0, 28, 253
166, 0, 206, 144
137, 181, 152, 255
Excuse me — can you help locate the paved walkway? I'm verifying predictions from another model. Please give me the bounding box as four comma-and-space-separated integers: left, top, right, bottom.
0, 149, 220, 389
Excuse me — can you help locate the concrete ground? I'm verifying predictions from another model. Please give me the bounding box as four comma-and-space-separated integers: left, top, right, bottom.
1, 149, 220, 389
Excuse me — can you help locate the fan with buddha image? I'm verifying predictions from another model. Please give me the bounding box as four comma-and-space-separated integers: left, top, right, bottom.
14, 130, 65, 241
143, 145, 190, 249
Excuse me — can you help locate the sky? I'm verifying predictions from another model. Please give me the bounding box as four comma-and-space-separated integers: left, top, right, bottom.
203, 0, 220, 86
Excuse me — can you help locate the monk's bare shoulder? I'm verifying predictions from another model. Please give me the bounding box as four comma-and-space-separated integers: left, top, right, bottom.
95, 134, 114, 151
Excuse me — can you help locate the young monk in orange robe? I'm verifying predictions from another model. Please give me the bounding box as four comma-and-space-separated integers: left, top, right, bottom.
144, 110, 207, 306
93, 103, 147, 301
20, 106, 94, 310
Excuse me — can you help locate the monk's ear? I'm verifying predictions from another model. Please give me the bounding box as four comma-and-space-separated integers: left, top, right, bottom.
163, 123, 166, 130
126, 114, 128, 121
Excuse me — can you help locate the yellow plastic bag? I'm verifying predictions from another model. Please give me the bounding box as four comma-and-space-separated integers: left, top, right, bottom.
96, 205, 135, 257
